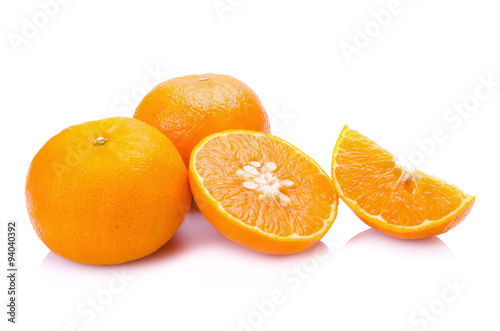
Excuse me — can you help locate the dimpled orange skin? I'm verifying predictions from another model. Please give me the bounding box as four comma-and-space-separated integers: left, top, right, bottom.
25, 117, 191, 265
133, 73, 271, 166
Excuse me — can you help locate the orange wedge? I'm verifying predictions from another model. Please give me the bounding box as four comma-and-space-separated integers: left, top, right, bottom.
331, 126, 475, 239
189, 130, 338, 254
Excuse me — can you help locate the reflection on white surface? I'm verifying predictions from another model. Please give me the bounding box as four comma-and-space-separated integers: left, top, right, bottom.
31, 212, 481, 331
36, 209, 335, 331
36, 210, 473, 331
322, 228, 460, 331
343, 228, 454, 259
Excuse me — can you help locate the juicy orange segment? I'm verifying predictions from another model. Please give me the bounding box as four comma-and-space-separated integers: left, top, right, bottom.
189, 130, 338, 254
332, 126, 475, 239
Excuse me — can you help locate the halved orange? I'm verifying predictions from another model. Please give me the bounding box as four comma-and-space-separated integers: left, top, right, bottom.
331, 126, 475, 239
189, 130, 338, 254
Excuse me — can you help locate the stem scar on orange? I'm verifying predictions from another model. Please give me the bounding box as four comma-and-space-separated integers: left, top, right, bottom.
331, 125, 475, 239
189, 130, 339, 255
25, 117, 191, 265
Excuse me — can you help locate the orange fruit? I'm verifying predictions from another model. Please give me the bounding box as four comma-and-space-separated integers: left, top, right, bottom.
189, 130, 338, 255
133, 73, 271, 166
25, 117, 191, 265
331, 125, 475, 239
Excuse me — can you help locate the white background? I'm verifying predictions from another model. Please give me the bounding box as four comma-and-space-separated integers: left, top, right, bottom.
1, 0, 499, 330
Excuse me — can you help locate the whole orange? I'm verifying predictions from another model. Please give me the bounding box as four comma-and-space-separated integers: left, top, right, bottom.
133, 73, 271, 165
25, 117, 191, 265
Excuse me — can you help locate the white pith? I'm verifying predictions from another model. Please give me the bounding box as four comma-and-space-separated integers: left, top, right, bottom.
236, 161, 295, 207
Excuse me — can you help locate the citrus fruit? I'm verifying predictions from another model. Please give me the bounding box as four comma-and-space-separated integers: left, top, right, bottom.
133, 73, 271, 166
189, 130, 338, 255
331, 125, 475, 239
25, 117, 191, 265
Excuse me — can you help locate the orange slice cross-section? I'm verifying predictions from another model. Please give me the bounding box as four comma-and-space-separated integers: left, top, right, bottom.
189, 130, 338, 254
331, 126, 475, 239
